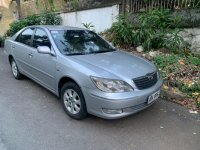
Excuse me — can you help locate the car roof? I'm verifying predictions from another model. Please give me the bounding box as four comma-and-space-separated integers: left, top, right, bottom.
28, 25, 87, 31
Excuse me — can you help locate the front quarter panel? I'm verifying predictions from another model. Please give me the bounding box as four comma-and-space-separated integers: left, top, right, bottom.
4, 38, 13, 56
56, 55, 98, 94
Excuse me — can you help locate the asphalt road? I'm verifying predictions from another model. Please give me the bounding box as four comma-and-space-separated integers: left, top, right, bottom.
0, 48, 200, 150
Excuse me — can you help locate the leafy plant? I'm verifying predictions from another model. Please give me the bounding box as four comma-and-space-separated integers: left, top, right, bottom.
111, 13, 135, 45
40, 12, 62, 25
163, 29, 185, 53
154, 54, 178, 69
71, 0, 79, 11
48, 0, 55, 10
36, 0, 55, 10
82, 22, 95, 31
25, 14, 41, 26
63, 0, 79, 10
7, 12, 62, 36
187, 55, 200, 66
8, 20, 29, 36
154, 54, 180, 79
139, 8, 185, 51
178, 81, 200, 97
111, 8, 187, 52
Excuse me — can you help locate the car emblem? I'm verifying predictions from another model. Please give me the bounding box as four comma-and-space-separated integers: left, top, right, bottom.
147, 75, 154, 80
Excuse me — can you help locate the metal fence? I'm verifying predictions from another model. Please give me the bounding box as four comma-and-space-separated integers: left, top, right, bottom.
121, 0, 200, 13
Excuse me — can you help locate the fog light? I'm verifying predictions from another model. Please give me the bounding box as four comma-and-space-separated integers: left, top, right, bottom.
102, 108, 123, 114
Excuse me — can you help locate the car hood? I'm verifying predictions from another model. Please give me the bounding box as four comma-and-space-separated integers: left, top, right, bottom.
71, 50, 157, 79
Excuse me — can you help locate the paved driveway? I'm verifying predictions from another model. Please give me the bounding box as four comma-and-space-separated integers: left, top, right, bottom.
0, 48, 200, 150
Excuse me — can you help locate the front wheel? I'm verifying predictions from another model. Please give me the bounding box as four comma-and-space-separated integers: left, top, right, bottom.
61, 82, 88, 120
10, 59, 23, 80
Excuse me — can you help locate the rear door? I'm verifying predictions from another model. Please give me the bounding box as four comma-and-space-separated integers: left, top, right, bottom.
29, 28, 57, 92
13, 27, 35, 74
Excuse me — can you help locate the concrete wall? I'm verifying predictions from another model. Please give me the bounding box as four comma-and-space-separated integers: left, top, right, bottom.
0, 0, 12, 8
59, 5, 119, 33
0, 0, 18, 36
0, 6, 14, 36
182, 28, 200, 53
20, 0, 121, 18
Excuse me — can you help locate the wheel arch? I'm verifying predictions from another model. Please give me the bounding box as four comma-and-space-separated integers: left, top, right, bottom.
58, 76, 81, 97
8, 55, 14, 64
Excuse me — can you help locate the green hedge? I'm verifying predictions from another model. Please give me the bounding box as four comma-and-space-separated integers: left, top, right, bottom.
6, 12, 62, 37
131, 9, 200, 28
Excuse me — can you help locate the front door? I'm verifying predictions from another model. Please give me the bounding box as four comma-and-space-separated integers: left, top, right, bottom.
29, 28, 57, 92
13, 28, 35, 74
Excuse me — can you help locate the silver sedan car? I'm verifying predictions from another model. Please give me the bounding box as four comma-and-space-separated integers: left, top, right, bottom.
5, 25, 163, 119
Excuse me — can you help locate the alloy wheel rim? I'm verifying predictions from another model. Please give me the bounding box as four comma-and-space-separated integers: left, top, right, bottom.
63, 89, 81, 114
12, 61, 18, 77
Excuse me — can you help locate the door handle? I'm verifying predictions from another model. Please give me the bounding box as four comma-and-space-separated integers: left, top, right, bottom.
12, 45, 15, 49
28, 53, 33, 58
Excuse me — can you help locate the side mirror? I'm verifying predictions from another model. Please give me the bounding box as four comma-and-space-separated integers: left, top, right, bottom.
109, 42, 115, 47
37, 46, 55, 56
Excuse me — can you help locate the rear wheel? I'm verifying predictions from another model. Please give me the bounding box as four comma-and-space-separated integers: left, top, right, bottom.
10, 59, 23, 80
61, 82, 88, 120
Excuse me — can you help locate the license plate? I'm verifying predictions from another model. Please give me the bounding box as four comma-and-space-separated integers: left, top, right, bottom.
147, 90, 160, 104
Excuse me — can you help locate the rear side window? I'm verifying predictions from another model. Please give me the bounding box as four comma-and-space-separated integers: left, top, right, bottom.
33, 29, 51, 48
16, 28, 34, 46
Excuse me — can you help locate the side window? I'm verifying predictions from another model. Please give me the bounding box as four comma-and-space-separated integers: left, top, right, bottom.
16, 28, 34, 46
33, 29, 51, 49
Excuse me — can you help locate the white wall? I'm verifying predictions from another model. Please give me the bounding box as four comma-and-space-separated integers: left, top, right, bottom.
181, 28, 200, 53
59, 5, 119, 33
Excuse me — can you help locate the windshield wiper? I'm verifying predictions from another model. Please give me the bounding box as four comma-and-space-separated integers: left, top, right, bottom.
90, 49, 116, 54
66, 52, 86, 56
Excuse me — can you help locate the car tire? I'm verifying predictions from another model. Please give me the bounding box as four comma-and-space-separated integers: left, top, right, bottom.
10, 59, 23, 80
61, 82, 88, 120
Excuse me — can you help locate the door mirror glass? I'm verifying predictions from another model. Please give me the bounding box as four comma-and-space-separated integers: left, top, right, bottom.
37, 46, 51, 54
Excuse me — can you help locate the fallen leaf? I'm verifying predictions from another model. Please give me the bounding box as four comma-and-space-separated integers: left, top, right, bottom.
179, 60, 185, 65
172, 87, 179, 93
182, 79, 194, 88
163, 84, 169, 90
192, 92, 200, 96
181, 100, 188, 106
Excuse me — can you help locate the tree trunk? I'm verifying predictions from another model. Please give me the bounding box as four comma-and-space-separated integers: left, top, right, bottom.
15, 0, 21, 19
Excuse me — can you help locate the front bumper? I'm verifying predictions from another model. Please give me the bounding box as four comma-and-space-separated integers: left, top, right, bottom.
82, 79, 163, 119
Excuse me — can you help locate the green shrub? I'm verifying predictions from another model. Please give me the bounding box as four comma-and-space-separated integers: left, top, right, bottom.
111, 8, 187, 52
153, 54, 180, 79
178, 81, 200, 98
25, 14, 41, 26
187, 55, 200, 66
40, 12, 62, 25
8, 20, 28, 36
154, 54, 178, 69
111, 13, 135, 45
163, 29, 185, 53
139, 9, 185, 51
7, 12, 62, 36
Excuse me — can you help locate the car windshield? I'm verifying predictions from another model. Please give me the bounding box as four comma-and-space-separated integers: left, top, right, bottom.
51, 30, 115, 55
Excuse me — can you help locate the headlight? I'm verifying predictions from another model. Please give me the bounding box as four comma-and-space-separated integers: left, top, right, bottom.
91, 77, 134, 93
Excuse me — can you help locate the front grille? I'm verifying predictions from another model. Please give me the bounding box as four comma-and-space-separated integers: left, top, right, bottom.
133, 72, 158, 90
